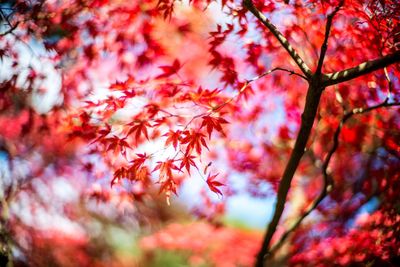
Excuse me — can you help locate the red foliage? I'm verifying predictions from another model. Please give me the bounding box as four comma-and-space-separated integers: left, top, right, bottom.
0, 0, 400, 266
290, 208, 400, 266
141, 222, 262, 267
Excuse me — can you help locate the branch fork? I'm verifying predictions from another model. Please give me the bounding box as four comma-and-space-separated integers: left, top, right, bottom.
242, 1, 400, 266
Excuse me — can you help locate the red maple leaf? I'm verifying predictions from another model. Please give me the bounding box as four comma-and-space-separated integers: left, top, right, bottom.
206, 173, 224, 196
179, 154, 197, 174
154, 159, 179, 204
153, 159, 179, 185
127, 120, 151, 143
156, 59, 181, 79
111, 167, 127, 187
181, 130, 209, 155
164, 130, 182, 149
200, 115, 228, 139
103, 136, 131, 156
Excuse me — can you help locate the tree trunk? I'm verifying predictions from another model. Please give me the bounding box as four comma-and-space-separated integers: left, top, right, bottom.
255, 82, 324, 267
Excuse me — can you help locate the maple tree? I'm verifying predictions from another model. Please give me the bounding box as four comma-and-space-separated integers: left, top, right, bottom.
1, 0, 400, 266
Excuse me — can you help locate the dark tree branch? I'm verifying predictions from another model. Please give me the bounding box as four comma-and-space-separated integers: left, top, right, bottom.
322, 50, 400, 86
212, 67, 307, 114
255, 84, 323, 267
266, 98, 400, 257
247, 67, 308, 82
0, 7, 19, 36
0, 21, 19, 36
243, 0, 313, 78
315, 1, 344, 75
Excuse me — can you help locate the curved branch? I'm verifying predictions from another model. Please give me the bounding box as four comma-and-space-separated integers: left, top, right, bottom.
243, 0, 313, 78
211, 67, 306, 114
315, 0, 344, 75
0, 21, 19, 36
0, 7, 19, 36
266, 99, 400, 256
255, 84, 323, 267
247, 67, 308, 82
322, 50, 400, 86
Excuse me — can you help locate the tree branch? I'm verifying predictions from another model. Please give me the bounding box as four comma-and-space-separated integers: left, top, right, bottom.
0, 8, 19, 36
322, 50, 400, 86
0, 21, 19, 36
247, 67, 308, 82
315, 1, 344, 75
255, 84, 323, 267
243, 0, 313, 78
244, 1, 400, 266
212, 67, 306, 114
266, 98, 400, 257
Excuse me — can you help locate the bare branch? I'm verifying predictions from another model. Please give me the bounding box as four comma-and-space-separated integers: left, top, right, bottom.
316, 1, 344, 75
266, 98, 400, 257
268, 179, 329, 255
212, 67, 307, 114
0, 21, 19, 36
322, 50, 400, 86
0, 7, 19, 36
247, 67, 308, 82
243, 0, 313, 78
255, 85, 323, 267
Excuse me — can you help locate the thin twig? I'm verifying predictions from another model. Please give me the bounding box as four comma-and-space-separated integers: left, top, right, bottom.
316, 0, 344, 75
0, 21, 19, 36
243, 0, 313, 78
0, 7, 19, 36
212, 67, 306, 113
